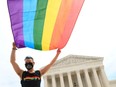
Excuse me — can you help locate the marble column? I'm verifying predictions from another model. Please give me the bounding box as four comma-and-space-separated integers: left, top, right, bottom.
43, 76, 48, 87
84, 69, 92, 87
67, 72, 73, 87
99, 66, 110, 87
59, 73, 65, 87
92, 68, 101, 87
76, 71, 83, 87
52, 75, 56, 87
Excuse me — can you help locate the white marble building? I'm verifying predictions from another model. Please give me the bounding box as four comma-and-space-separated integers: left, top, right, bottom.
43, 55, 116, 87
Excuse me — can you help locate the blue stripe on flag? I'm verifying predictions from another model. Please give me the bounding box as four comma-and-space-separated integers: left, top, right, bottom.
23, 0, 38, 48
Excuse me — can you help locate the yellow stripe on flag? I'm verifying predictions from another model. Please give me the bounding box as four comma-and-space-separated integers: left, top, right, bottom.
42, 0, 62, 50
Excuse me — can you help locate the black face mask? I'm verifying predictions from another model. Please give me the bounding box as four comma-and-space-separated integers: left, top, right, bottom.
25, 62, 33, 70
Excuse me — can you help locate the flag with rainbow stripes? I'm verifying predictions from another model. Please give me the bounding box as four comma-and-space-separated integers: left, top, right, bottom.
7, 0, 85, 50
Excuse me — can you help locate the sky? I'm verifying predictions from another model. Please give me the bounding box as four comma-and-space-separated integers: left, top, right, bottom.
0, 0, 116, 87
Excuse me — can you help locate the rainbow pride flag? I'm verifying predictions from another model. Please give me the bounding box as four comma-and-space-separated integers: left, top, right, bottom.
7, 0, 85, 50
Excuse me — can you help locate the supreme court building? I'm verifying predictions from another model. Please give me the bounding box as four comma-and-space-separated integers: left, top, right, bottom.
43, 55, 116, 87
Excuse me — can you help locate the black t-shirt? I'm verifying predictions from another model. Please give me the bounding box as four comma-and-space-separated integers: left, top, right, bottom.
21, 70, 41, 87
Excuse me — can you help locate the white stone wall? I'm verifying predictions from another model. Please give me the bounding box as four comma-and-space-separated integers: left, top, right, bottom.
110, 80, 116, 87
43, 55, 113, 87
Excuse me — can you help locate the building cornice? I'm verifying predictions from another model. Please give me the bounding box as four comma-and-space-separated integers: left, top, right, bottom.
44, 55, 104, 75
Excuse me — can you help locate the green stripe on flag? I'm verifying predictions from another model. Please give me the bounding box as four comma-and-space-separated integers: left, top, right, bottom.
33, 0, 48, 50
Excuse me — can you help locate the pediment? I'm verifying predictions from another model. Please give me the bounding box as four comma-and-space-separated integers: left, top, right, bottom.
51, 55, 103, 68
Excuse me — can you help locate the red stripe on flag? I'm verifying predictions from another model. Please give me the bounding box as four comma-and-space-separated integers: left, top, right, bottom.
58, 0, 85, 49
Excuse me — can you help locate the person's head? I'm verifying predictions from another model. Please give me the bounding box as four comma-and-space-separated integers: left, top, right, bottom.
24, 56, 35, 71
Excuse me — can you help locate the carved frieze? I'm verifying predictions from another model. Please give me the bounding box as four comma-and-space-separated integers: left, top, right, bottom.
51, 55, 103, 69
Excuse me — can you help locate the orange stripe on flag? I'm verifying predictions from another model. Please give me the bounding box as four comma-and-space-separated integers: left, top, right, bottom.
49, 0, 73, 50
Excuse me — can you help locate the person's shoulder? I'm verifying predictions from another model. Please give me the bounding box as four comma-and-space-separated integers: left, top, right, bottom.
21, 71, 28, 79
35, 70, 40, 73
35, 70, 41, 75
22, 71, 27, 73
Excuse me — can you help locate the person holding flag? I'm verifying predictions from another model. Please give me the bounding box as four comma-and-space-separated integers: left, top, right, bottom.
10, 42, 61, 87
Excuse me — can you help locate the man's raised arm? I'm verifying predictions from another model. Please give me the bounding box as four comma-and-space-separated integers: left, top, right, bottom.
40, 49, 61, 75
10, 42, 23, 78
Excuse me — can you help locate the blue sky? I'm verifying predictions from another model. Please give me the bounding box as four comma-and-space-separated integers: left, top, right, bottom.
0, 0, 116, 87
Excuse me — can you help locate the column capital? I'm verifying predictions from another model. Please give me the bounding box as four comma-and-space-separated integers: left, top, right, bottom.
76, 70, 80, 73
83, 69, 88, 72
59, 73, 63, 75
67, 71, 72, 74
92, 67, 98, 72
43, 75, 47, 78
100, 65, 104, 69
91, 67, 97, 70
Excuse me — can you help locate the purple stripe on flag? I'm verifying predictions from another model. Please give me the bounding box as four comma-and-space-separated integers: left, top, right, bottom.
7, 0, 25, 48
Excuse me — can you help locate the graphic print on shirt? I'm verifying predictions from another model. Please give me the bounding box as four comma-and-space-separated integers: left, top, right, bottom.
24, 76, 41, 81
